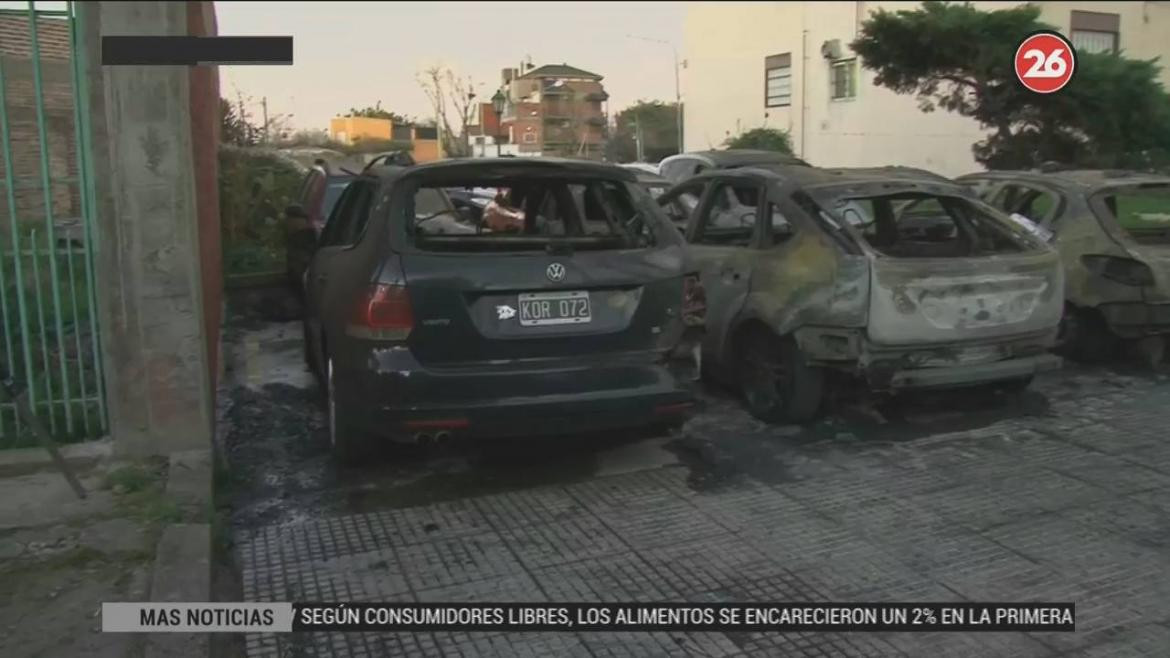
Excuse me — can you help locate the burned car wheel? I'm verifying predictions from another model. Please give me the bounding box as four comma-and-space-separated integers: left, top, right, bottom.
1058, 307, 1116, 363
737, 329, 823, 424
326, 357, 369, 465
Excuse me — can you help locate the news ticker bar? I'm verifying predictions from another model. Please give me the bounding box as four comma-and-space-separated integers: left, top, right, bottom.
101, 36, 292, 66
103, 602, 1076, 633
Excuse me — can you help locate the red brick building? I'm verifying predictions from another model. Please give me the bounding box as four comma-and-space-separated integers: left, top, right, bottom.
496, 63, 608, 160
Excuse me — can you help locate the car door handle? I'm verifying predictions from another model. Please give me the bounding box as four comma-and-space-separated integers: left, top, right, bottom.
720, 267, 741, 281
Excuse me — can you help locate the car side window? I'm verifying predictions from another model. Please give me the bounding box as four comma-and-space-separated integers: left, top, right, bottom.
694, 181, 759, 247
766, 201, 797, 247
320, 181, 374, 247
659, 182, 705, 229
996, 184, 1060, 227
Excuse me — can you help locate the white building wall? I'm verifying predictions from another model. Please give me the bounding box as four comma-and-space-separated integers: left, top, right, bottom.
683, 1, 1170, 177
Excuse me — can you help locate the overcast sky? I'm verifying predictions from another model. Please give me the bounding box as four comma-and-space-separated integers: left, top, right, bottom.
216, 1, 686, 132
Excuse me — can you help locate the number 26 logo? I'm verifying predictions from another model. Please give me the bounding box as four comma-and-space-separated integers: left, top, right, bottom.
1015, 31, 1077, 93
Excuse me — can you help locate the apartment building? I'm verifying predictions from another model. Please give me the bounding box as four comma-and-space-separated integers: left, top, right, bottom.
496, 63, 609, 160
683, 1, 1170, 176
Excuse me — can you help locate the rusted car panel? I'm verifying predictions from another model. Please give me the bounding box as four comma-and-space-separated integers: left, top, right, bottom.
661, 165, 1063, 421
958, 170, 1170, 346
865, 252, 1063, 345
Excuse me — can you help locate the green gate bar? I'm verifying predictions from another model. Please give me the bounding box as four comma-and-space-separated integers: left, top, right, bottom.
0, 1, 106, 447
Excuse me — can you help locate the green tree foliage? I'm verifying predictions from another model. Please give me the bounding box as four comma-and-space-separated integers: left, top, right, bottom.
724, 127, 793, 154
218, 147, 303, 276
852, 1, 1170, 170
607, 100, 682, 163
219, 97, 255, 147
344, 101, 414, 125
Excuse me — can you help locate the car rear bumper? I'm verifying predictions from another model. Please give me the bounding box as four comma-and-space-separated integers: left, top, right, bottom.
877, 353, 1062, 390
333, 348, 696, 441
1098, 301, 1170, 338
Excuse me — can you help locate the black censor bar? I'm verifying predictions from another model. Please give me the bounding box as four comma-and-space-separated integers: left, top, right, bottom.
293, 602, 1076, 633
101, 36, 292, 66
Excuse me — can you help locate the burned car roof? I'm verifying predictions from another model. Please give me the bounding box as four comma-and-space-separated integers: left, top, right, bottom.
706, 163, 966, 196
369, 157, 639, 182
676, 149, 811, 168
959, 169, 1170, 192
629, 169, 670, 186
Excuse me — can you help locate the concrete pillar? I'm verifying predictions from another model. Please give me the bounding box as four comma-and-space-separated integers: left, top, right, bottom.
77, 2, 213, 456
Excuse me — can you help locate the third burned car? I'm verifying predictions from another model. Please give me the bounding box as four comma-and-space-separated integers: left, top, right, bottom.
658, 164, 1064, 423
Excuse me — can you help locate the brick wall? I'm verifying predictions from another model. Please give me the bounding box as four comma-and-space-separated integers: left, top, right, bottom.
0, 14, 80, 233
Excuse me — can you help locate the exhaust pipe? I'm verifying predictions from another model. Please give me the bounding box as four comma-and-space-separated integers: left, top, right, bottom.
414, 432, 433, 446
434, 430, 452, 443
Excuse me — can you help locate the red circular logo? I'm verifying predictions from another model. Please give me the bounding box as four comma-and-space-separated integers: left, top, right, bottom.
1014, 31, 1076, 93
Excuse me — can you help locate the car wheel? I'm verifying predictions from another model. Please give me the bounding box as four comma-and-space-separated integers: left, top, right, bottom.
993, 376, 1034, 394
325, 357, 368, 465
737, 328, 823, 424
302, 320, 317, 376
1058, 307, 1115, 363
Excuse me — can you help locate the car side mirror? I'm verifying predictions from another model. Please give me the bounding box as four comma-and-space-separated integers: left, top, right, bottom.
285, 203, 307, 220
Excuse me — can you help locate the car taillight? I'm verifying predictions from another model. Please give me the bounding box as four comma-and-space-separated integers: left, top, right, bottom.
682, 273, 706, 326
346, 284, 414, 340
1081, 255, 1155, 287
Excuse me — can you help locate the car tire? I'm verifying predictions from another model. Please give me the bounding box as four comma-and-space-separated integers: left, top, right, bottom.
736, 328, 824, 424
303, 320, 317, 376
993, 376, 1034, 394
325, 357, 369, 466
1058, 307, 1115, 363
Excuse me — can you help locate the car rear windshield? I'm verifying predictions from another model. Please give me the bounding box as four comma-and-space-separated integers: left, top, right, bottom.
1095, 185, 1170, 245
406, 176, 661, 252
818, 191, 1042, 258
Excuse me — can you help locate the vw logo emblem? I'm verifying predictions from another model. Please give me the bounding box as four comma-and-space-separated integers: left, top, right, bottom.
546, 262, 566, 282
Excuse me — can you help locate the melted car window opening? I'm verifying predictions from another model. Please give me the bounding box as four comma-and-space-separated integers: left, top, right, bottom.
1098, 186, 1170, 244
825, 192, 1031, 258
408, 177, 657, 253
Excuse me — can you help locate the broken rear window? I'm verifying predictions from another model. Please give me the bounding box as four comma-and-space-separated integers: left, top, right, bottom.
822, 191, 1041, 258
1096, 185, 1170, 245
405, 177, 660, 253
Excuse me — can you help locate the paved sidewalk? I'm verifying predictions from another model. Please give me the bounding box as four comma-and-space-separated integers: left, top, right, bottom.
224, 321, 1170, 657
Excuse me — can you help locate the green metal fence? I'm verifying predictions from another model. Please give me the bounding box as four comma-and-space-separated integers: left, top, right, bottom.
0, 1, 105, 448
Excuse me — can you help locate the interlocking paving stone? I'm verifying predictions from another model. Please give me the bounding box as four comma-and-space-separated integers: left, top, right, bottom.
396, 533, 524, 591
531, 552, 684, 602
589, 494, 730, 550
236, 370, 1170, 657
473, 485, 590, 529
495, 514, 628, 569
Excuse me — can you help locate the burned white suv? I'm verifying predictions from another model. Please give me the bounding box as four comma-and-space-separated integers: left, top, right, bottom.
658, 165, 1064, 423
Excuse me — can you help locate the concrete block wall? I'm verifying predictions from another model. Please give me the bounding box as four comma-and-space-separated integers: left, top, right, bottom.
77, 1, 216, 457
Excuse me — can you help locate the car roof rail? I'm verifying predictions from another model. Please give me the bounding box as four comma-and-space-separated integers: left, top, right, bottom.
362, 151, 416, 173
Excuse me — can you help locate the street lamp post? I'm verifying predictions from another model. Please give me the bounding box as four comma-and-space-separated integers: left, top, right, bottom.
491, 90, 507, 157
626, 34, 683, 154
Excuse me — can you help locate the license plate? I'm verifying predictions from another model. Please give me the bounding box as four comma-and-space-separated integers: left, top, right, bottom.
518, 291, 591, 326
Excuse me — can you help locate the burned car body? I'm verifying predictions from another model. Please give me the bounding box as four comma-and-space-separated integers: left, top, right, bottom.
958, 170, 1170, 360
658, 149, 810, 184
301, 158, 697, 461
658, 165, 1063, 423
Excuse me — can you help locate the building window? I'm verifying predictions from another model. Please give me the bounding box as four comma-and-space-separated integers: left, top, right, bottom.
1071, 29, 1117, 54
830, 58, 857, 100
1070, 10, 1119, 54
764, 53, 792, 107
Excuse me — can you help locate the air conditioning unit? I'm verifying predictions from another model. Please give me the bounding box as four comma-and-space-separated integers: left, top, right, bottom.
821, 39, 843, 60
